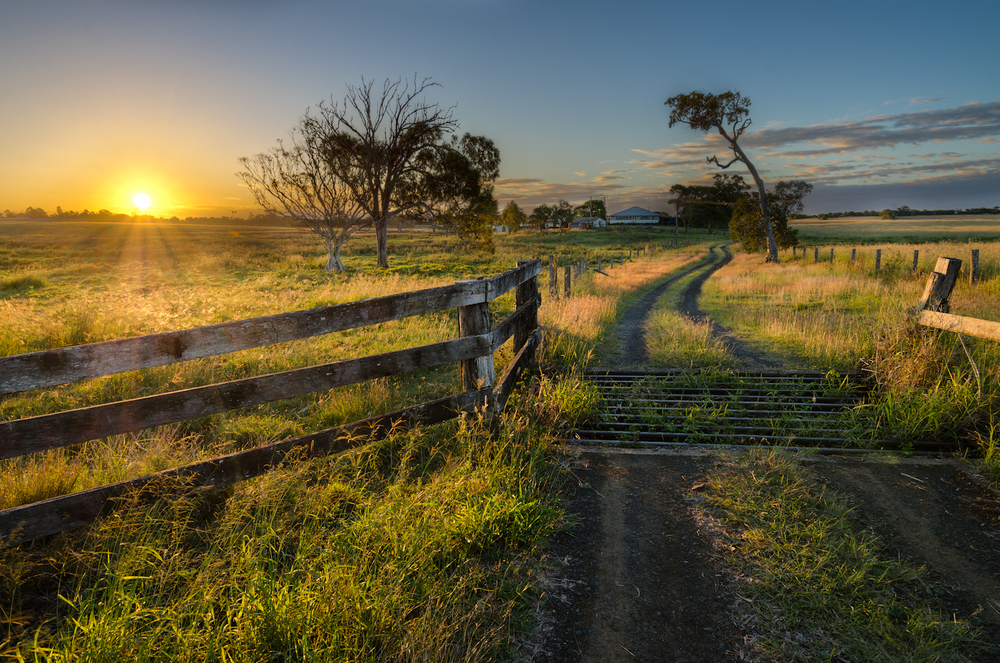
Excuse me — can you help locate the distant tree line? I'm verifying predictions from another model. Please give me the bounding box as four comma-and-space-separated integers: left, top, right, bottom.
815, 206, 1000, 219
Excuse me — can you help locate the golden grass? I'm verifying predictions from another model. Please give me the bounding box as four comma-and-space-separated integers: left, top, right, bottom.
791, 215, 1000, 243
538, 250, 705, 365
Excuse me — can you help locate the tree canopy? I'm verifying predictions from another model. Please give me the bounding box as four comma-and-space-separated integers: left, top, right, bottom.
729, 180, 812, 253
666, 90, 781, 262
313, 76, 497, 268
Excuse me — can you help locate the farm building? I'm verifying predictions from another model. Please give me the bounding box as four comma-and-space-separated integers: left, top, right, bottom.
570, 216, 607, 229
608, 206, 664, 225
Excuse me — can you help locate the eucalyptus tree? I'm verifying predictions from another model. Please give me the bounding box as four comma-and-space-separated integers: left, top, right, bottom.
666, 91, 780, 262
238, 122, 366, 273
316, 76, 487, 269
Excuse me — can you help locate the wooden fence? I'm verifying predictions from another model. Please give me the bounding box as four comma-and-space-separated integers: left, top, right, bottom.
0, 260, 543, 546
913, 256, 1000, 342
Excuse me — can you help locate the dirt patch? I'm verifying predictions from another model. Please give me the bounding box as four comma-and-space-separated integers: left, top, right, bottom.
803, 455, 1000, 639
526, 449, 750, 662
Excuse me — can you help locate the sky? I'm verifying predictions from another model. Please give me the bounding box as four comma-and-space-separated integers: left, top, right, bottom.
2, 0, 999, 218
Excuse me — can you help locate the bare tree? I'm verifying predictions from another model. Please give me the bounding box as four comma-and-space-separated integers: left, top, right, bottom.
316, 76, 460, 269
238, 120, 367, 273
666, 91, 780, 263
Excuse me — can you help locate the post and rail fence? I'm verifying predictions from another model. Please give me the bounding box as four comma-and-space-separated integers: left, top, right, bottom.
913, 256, 1000, 342
0, 260, 543, 546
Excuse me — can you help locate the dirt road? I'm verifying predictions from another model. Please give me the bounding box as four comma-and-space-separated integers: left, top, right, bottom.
523, 246, 1000, 661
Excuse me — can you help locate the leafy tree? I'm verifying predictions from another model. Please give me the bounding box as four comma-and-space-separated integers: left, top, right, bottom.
416, 133, 501, 252
23, 207, 48, 218
315, 76, 489, 269
550, 200, 574, 229
573, 199, 607, 220
729, 180, 811, 253
666, 91, 780, 262
529, 204, 552, 230
238, 116, 367, 273
501, 200, 528, 233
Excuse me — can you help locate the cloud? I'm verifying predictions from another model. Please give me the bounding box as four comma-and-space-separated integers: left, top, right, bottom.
494, 175, 628, 208
743, 101, 1000, 154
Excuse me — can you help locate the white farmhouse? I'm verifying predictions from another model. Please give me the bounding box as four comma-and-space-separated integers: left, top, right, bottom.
608, 206, 661, 225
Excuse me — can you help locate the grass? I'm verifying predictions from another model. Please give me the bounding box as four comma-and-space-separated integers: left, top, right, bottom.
700, 240, 1000, 453
791, 214, 1000, 244
0, 219, 679, 660
704, 448, 988, 661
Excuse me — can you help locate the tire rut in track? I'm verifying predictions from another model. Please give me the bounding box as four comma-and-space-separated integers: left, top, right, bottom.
602, 243, 782, 370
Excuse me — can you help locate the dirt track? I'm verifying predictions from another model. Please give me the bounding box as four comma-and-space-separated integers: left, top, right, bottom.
523, 246, 1000, 661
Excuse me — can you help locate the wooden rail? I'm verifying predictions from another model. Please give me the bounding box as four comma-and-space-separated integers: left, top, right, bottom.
914, 256, 1000, 341
0, 260, 543, 546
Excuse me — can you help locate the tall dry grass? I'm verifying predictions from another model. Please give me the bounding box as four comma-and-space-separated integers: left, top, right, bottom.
538, 250, 705, 365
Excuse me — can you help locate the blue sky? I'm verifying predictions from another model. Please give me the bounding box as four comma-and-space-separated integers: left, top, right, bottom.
2, 0, 998, 217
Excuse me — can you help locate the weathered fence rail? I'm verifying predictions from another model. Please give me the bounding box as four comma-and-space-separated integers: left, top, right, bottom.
0, 260, 543, 546
913, 256, 1000, 342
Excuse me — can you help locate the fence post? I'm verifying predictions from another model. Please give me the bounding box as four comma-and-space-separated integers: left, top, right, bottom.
457, 282, 495, 391
792, 246, 796, 259
971, 249, 980, 285
875, 249, 881, 272
814, 247, 819, 263
913, 250, 919, 271
830, 248, 835, 263
916, 257, 963, 312
851, 248, 856, 263
598, 256, 602, 272
564, 265, 571, 298
515, 260, 539, 357
549, 255, 557, 299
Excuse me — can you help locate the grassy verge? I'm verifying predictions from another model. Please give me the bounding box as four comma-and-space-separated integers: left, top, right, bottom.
704, 448, 988, 661
700, 242, 1000, 460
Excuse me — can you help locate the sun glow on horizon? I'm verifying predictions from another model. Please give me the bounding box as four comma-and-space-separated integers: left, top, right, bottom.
133, 192, 152, 211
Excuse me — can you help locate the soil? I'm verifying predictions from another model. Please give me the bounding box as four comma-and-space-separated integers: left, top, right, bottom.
520, 245, 1000, 661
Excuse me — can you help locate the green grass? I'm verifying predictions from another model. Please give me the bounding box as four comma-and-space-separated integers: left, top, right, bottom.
705, 448, 988, 661
0, 219, 685, 660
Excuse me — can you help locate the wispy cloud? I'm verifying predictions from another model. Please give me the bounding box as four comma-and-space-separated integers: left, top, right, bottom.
743, 101, 1000, 154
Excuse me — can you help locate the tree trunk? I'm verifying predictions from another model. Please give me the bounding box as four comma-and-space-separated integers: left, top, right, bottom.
325, 240, 346, 273
733, 144, 778, 263
375, 219, 389, 269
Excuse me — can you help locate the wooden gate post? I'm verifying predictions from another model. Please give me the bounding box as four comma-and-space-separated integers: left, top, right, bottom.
515, 260, 539, 357
457, 283, 495, 391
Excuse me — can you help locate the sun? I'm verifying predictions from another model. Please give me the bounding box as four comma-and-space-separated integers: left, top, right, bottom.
133, 192, 151, 211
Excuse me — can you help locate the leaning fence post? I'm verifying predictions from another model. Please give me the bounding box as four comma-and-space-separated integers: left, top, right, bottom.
875, 249, 881, 272
916, 257, 963, 312
971, 249, 980, 285
564, 265, 571, 298
549, 255, 557, 298
457, 280, 495, 392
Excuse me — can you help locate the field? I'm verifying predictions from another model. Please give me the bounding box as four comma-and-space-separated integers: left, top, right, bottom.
0, 218, 708, 661
3, 216, 1000, 660
791, 214, 1000, 244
